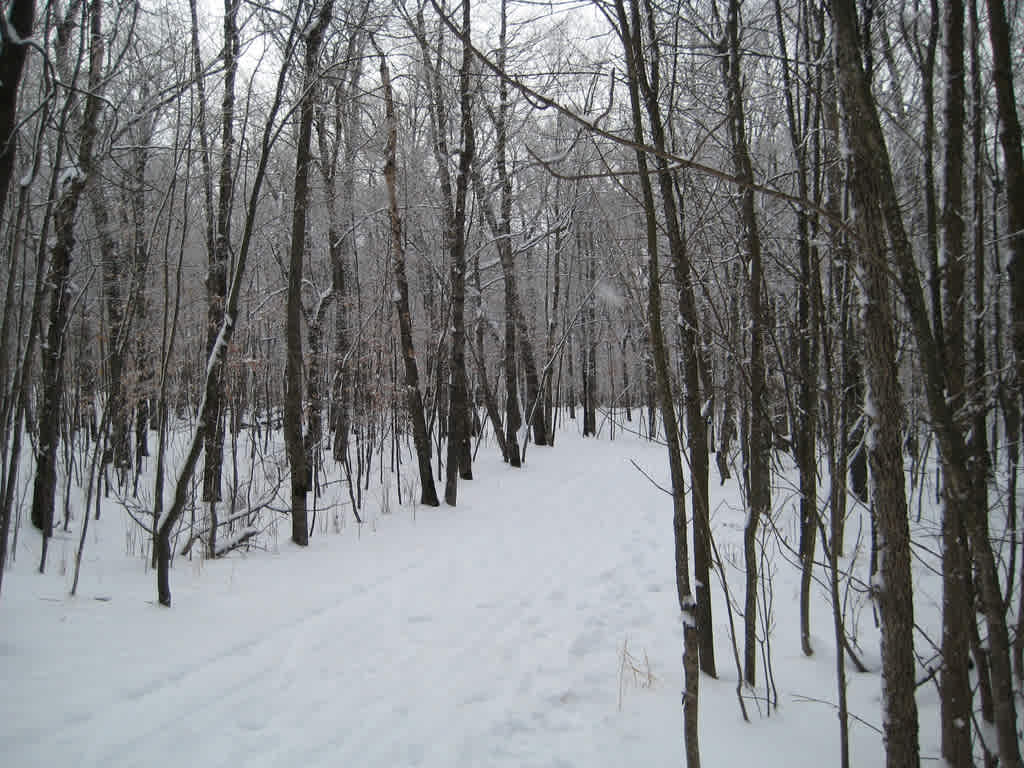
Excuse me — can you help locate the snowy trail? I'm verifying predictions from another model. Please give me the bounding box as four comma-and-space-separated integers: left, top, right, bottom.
2, 427, 893, 766
3, 433, 683, 767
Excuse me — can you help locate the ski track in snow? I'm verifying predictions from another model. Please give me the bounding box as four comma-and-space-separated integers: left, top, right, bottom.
2, 427, 898, 767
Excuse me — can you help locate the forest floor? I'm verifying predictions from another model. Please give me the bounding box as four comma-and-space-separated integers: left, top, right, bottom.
2, 415, 952, 766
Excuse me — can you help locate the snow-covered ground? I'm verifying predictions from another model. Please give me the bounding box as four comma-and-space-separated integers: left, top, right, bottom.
3, 419, 944, 766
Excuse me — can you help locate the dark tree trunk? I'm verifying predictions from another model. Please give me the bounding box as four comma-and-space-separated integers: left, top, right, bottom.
89, 181, 130, 472
31, 0, 105, 557
832, 1, 925, 764
545, 189, 564, 445
720, 0, 768, 687
583, 237, 598, 437
0, 0, 34, 225
202, 0, 240, 510
131, 137, 154, 463
614, 1, 700, 761
772, 0, 820, 659
157, 9, 298, 605
938, 1, 974, 764
319, 48, 363, 465
284, 1, 332, 547
716, 269, 739, 484
471, 248, 508, 462
444, 0, 475, 506
629, 0, 715, 677
379, 45, 439, 508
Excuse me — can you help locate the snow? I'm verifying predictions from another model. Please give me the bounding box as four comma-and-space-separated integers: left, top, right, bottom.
58, 164, 84, 188
1, 421, 951, 767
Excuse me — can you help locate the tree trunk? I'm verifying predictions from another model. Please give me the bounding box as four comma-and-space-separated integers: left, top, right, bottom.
284, 1, 333, 547
0, 0, 35, 225
131, 135, 154, 464
471, 246, 508, 462
583, 237, 598, 437
937, 1, 974, 763
629, 0, 715, 677
31, 0, 105, 555
614, 1, 699, 762
89, 179, 130, 472
720, 0, 768, 687
319, 46, 363, 465
772, 0, 820, 659
157, 9, 298, 604
444, 0, 475, 506
832, 1, 921, 763
202, 0, 239, 510
380, 45, 439, 508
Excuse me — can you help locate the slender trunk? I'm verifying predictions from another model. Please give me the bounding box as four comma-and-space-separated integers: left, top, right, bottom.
721, 0, 767, 686
832, 1, 926, 763
630, 0, 715, 676
203, 0, 240, 509
615, 1, 699, 763
89, 180, 130, 471
284, 1, 333, 546
938, 1, 974, 763
545, 189, 564, 444
31, 0, 104, 555
923, 0, 943, 362
380, 46, 439, 507
157, 15, 298, 605
444, 0, 475, 506
0, 0, 35, 224
471, 246, 508, 461
583, 237, 598, 437
132, 135, 154, 463
773, 0, 819, 659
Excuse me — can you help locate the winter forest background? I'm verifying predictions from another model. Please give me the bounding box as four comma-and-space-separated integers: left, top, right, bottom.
1, 0, 1023, 765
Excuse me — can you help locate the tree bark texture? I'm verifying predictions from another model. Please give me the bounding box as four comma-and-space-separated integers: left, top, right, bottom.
444, 0, 475, 506
938, 1, 974, 763
202, 0, 239, 507
284, 0, 333, 547
832, 1, 921, 764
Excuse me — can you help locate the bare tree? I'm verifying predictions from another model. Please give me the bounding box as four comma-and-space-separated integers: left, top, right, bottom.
613, 0, 699, 762
717, 0, 768, 687
378, 39, 440, 508
443, 0, 475, 506
284, 0, 334, 547
30, 0, 106, 570
156, 11, 300, 606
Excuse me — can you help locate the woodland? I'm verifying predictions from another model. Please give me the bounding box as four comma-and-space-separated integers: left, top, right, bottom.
0, 0, 1023, 766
